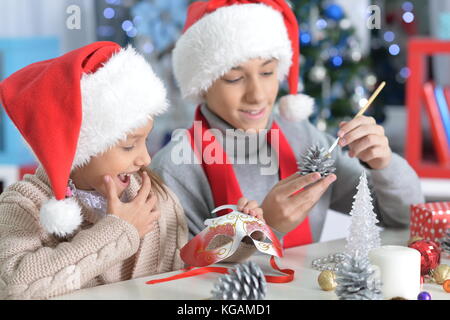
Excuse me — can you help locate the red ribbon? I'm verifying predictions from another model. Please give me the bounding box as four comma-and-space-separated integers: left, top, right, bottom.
146, 256, 294, 285
265, 256, 295, 283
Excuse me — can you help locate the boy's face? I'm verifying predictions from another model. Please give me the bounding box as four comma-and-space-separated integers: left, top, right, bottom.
71, 119, 154, 197
204, 58, 279, 132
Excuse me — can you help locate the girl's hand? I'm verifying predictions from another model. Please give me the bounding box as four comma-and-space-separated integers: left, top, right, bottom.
338, 116, 392, 170
237, 197, 264, 222
104, 170, 159, 239
237, 197, 265, 242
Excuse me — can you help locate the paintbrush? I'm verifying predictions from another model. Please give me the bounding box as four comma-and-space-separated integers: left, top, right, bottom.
325, 81, 386, 158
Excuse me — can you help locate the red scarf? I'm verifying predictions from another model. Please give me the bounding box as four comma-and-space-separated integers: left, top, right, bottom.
187, 107, 312, 248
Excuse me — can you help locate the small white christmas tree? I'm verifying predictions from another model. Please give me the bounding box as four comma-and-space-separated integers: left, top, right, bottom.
345, 171, 381, 260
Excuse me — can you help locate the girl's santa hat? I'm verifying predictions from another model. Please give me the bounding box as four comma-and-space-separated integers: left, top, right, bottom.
0, 41, 168, 237
172, 0, 314, 121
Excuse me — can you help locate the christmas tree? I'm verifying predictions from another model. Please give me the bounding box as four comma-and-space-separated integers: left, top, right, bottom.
284, 0, 378, 131
345, 171, 381, 260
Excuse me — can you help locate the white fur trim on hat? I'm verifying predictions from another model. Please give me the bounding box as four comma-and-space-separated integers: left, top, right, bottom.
172, 3, 292, 104
72, 45, 168, 169
40, 197, 83, 237
279, 94, 315, 122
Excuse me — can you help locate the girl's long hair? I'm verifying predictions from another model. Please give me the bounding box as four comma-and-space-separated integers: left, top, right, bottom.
142, 167, 168, 200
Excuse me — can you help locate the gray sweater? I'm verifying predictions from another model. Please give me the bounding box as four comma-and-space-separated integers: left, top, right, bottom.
151, 105, 424, 242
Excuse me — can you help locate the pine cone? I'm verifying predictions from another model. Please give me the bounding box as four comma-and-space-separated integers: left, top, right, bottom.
440, 228, 450, 254
335, 253, 383, 300
298, 145, 336, 177
211, 261, 267, 300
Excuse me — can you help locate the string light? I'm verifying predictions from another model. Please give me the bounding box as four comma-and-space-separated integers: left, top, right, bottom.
402, 1, 414, 12
300, 32, 312, 44
127, 28, 138, 38
400, 67, 410, 79
133, 15, 142, 25
331, 55, 343, 67
402, 12, 414, 23
355, 86, 365, 96
383, 31, 395, 42
121, 20, 133, 32
389, 44, 400, 55
143, 42, 154, 54
97, 25, 115, 37
103, 7, 115, 19
316, 19, 328, 29
339, 19, 351, 30
105, 0, 121, 5
359, 98, 368, 108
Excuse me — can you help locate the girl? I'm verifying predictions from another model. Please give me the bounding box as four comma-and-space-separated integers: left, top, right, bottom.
0, 41, 261, 299
151, 0, 424, 248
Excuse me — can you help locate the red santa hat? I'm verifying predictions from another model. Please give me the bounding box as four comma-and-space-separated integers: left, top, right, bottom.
172, 0, 314, 121
0, 41, 168, 237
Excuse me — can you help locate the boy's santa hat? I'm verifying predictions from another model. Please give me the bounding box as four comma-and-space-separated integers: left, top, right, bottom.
0, 41, 168, 237
172, 0, 314, 121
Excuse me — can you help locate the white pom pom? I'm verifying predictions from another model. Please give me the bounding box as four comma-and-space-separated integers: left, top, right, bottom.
279, 93, 315, 122
40, 197, 83, 237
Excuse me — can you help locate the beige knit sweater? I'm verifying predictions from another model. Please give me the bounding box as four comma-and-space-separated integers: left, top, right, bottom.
0, 166, 188, 300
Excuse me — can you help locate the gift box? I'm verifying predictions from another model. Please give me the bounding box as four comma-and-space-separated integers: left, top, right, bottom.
410, 202, 450, 242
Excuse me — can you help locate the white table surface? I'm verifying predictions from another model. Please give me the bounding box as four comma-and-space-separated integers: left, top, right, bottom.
53, 229, 450, 300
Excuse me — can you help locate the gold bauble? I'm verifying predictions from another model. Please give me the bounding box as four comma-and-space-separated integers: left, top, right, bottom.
432, 264, 450, 284
407, 236, 423, 246
318, 270, 337, 291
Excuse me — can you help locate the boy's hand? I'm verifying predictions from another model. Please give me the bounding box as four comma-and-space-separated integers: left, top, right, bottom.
338, 115, 392, 170
262, 172, 336, 233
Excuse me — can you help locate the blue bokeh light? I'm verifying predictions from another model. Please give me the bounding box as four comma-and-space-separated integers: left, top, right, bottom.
103, 8, 115, 19
402, 12, 414, 23
402, 1, 414, 12
331, 55, 343, 67
383, 31, 395, 42
316, 19, 328, 30
143, 42, 154, 54
400, 67, 410, 78
105, 0, 121, 5
97, 25, 115, 37
389, 44, 400, 55
121, 20, 134, 32
300, 32, 311, 44
127, 28, 138, 38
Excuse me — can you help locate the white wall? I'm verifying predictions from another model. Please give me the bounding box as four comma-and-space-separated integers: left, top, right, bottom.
430, 0, 450, 86
336, 0, 371, 54
0, 0, 96, 54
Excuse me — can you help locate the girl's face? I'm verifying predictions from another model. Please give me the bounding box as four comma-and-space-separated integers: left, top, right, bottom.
70, 119, 153, 197
204, 58, 279, 131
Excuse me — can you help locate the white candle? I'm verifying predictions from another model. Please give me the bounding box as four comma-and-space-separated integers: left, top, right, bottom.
369, 245, 421, 300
